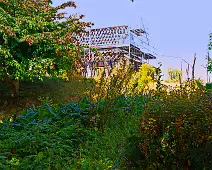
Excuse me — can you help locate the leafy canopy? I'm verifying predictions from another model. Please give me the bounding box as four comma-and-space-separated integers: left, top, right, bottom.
166, 68, 183, 83
0, 0, 92, 82
208, 34, 212, 72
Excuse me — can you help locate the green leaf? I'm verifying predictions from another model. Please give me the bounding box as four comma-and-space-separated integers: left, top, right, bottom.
0, 155, 7, 159
38, 152, 44, 160
0, 0, 91, 96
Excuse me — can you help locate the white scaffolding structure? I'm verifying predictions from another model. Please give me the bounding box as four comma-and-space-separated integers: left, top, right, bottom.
77, 25, 156, 77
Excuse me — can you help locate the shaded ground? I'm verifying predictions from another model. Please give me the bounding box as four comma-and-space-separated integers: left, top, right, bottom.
0, 76, 182, 119
0, 76, 91, 118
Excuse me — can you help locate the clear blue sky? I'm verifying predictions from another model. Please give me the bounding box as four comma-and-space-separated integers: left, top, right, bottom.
52, 0, 212, 81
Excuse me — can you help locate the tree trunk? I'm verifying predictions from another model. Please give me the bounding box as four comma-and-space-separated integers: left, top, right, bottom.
1, 76, 20, 97
11, 80, 20, 97
192, 54, 196, 80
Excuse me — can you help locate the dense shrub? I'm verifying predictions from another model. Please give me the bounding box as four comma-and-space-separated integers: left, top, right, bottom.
0, 101, 95, 169
1, 63, 211, 170
128, 82, 212, 169
77, 95, 146, 169
93, 63, 159, 102
128, 63, 157, 95
0, 95, 147, 169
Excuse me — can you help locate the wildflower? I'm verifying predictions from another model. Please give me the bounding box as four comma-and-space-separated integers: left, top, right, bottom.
10, 117, 13, 122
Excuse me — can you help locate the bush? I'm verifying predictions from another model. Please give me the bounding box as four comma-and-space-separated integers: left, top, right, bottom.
129, 82, 212, 169
0, 101, 95, 169
92, 63, 159, 102
128, 63, 157, 95
77, 96, 146, 169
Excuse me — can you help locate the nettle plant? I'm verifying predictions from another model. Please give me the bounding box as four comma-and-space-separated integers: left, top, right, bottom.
0, 0, 93, 96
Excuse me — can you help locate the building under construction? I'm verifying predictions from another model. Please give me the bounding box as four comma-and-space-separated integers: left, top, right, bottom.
78, 25, 156, 77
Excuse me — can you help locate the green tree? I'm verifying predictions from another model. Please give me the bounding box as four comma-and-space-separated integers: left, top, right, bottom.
0, 0, 92, 96
129, 63, 156, 94
166, 68, 183, 83
207, 54, 212, 73
208, 63, 212, 73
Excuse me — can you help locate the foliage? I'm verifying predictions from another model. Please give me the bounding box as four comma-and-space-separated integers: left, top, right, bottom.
93, 63, 134, 101
207, 56, 212, 73
208, 34, 212, 72
0, 94, 147, 169
93, 63, 158, 102
0, 0, 92, 96
74, 95, 147, 169
89, 63, 162, 133
1, 52, 211, 170
128, 63, 157, 94
0, 101, 97, 169
128, 81, 212, 169
166, 68, 183, 83
206, 82, 212, 92
0, 75, 93, 116
208, 63, 212, 72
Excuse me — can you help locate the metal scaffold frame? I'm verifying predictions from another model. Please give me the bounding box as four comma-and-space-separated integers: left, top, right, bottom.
77, 25, 156, 77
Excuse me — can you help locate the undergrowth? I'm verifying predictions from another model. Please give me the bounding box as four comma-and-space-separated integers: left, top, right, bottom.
0, 101, 94, 169
0, 64, 211, 170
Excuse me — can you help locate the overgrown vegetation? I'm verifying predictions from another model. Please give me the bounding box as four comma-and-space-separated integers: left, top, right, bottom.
0, 0, 93, 96
0, 1, 211, 169
166, 68, 183, 83
0, 74, 93, 117
0, 101, 95, 169
128, 81, 212, 169
1, 64, 211, 169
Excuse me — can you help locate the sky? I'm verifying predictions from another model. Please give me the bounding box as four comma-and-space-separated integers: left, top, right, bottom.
52, 0, 212, 81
